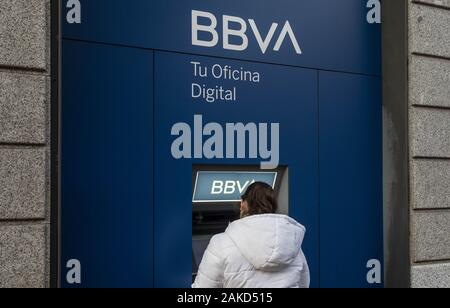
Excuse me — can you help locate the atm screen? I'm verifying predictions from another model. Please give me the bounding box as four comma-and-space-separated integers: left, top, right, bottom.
193, 171, 278, 203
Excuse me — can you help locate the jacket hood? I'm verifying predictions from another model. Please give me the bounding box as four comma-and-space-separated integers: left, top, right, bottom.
225, 214, 306, 271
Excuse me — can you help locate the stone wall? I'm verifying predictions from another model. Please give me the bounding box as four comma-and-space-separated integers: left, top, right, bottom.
0, 0, 51, 288
409, 0, 450, 288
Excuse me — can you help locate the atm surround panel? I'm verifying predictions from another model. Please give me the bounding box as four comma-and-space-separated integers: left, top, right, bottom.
191, 165, 289, 277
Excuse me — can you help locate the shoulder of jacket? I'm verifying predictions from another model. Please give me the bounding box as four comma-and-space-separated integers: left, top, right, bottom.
210, 233, 236, 251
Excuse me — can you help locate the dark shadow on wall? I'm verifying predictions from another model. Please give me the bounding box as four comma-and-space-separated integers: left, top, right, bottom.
382, 0, 411, 288
50, 0, 60, 289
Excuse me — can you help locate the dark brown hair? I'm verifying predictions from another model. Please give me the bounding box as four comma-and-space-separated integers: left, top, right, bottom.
241, 182, 278, 217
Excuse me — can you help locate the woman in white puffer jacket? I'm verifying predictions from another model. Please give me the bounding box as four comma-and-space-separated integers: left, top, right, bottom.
192, 182, 310, 288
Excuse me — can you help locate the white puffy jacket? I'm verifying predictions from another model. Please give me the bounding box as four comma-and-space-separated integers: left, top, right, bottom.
192, 214, 310, 288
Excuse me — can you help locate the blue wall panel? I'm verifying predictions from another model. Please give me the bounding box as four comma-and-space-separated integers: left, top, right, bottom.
61, 40, 154, 287
62, 0, 380, 75
319, 71, 383, 288
154, 51, 319, 287
60, 0, 383, 288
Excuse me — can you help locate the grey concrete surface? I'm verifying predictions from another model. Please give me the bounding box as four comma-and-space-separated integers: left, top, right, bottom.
410, 56, 450, 108
0, 148, 47, 220
411, 159, 450, 209
410, 4, 450, 59
0, 0, 49, 70
410, 107, 450, 158
413, 211, 450, 262
0, 224, 48, 288
0, 72, 48, 144
414, 0, 450, 9
0, 0, 51, 289
412, 263, 450, 288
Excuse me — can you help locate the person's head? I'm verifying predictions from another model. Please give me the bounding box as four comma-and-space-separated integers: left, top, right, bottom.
240, 182, 278, 218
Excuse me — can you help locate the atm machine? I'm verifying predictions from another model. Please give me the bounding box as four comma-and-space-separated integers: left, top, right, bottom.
191, 166, 288, 281
61, 0, 383, 288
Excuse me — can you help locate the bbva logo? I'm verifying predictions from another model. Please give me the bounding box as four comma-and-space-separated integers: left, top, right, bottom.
192, 10, 302, 55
